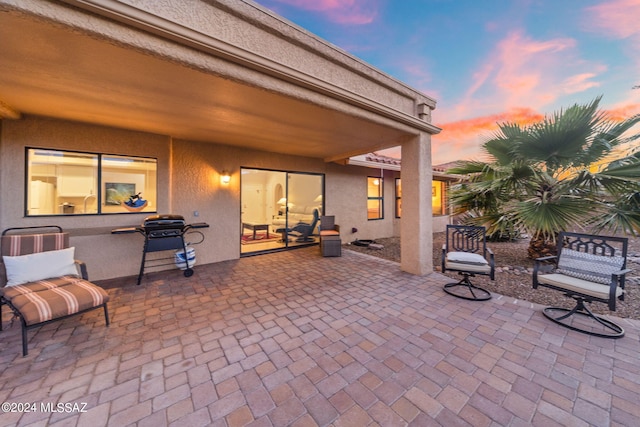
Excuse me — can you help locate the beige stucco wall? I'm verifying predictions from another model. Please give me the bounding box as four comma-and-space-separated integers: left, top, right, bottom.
325, 164, 399, 243
0, 117, 172, 281
1, 116, 404, 281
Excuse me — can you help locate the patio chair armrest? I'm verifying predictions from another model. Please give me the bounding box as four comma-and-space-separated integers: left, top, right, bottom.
75, 260, 89, 280
486, 248, 495, 279
486, 247, 494, 260
611, 269, 632, 287
607, 270, 632, 305
533, 256, 557, 287
612, 269, 631, 277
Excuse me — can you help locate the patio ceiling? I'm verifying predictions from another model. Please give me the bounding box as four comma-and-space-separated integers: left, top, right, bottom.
0, 6, 426, 162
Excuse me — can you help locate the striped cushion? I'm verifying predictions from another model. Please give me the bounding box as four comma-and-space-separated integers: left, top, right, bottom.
1, 233, 68, 256
557, 248, 625, 285
1, 276, 109, 326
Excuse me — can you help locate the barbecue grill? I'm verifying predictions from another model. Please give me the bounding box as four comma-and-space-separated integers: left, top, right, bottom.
112, 214, 209, 285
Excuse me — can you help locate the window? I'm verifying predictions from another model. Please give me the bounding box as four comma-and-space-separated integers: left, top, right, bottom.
432, 179, 447, 216
367, 176, 383, 220
26, 148, 157, 216
395, 178, 402, 218
394, 178, 448, 217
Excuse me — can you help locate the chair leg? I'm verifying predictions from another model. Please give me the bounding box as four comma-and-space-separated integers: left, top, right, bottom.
542, 298, 624, 338
103, 303, 110, 326
443, 273, 491, 301
21, 320, 28, 357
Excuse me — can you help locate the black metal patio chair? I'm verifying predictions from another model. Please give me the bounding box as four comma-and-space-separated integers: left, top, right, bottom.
441, 225, 494, 301
533, 231, 630, 338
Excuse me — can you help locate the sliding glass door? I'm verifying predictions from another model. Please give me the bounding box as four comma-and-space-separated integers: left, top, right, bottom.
240, 168, 323, 255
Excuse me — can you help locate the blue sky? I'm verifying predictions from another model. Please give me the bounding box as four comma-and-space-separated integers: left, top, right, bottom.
251, 0, 640, 164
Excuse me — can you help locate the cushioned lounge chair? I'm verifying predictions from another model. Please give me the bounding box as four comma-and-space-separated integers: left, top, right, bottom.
0, 226, 110, 356
289, 209, 320, 242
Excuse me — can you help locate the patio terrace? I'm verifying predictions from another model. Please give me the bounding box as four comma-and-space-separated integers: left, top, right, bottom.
1, 247, 639, 426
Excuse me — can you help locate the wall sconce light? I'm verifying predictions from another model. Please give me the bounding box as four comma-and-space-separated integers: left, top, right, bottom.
221, 170, 231, 184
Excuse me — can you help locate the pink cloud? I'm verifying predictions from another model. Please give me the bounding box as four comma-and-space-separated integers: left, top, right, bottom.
583, 0, 640, 93
431, 107, 543, 164
584, 0, 640, 39
493, 31, 577, 107
562, 73, 601, 94
272, 0, 379, 24
605, 103, 640, 121
446, 30, 607, 123
431, 103, 640, 165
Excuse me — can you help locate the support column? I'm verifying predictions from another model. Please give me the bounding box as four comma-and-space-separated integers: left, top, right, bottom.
400, 132, 433, 275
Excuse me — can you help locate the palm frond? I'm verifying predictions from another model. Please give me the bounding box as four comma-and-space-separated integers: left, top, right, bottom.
518, 97, 604, 172
577, 113, 640, 165
511, 196, 593, 240
587, 193, 640, 236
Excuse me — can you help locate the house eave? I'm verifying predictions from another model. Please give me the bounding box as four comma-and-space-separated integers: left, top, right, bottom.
61, 0, 442, 137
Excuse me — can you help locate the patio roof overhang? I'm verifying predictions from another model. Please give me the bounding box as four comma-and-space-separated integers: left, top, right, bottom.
0, 0, 440, 163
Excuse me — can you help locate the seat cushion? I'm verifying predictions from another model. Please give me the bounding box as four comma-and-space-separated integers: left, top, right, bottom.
447, 251, 488, 265
537, 273, 622, 300
1, 276, 109, 326
319, 230, 340, 236
445, 260, 492, 274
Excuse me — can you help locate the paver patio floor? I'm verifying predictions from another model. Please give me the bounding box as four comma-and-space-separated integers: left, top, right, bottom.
1, 247, 639, 426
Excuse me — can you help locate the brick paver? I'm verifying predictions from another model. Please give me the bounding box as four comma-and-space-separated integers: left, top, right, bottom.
1, 247, 639, 426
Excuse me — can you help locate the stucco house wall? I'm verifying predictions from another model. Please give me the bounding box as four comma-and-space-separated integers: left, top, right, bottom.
325, 164, 399, 242
0, 116, 403, 280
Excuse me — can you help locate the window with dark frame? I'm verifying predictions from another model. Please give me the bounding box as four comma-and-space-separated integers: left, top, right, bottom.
395, 178, 402, 218
394, 178, 448, 218
26, 147, 157, 216
367, 176, 384, 220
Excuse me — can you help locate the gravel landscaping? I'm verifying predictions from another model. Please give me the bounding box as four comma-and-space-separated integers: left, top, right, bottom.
345, 233, 640, 320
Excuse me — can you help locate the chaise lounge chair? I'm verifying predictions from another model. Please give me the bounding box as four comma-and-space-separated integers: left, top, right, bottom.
0, 226, 110, 356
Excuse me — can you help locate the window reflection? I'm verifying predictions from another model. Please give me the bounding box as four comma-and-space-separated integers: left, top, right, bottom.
26, 148, 157, 215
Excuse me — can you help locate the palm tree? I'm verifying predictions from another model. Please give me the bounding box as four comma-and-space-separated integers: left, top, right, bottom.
448, 96, 640, 258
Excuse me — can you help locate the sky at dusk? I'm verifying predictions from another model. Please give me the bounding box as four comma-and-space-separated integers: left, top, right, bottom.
251, 0, 640, 165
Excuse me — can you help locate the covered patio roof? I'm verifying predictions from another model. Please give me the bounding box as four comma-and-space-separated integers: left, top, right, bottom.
0, 0, 440, 162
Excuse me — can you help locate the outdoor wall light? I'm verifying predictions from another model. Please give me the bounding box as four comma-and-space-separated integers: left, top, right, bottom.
221, 170, 231, 184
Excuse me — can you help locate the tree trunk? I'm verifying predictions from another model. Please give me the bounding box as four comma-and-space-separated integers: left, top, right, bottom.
527, 235, 558, 259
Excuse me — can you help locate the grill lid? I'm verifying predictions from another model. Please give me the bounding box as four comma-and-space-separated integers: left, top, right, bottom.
143, 214, 186, 231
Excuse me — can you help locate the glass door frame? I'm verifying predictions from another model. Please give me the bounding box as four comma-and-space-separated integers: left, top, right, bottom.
240, 167, 325, 256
